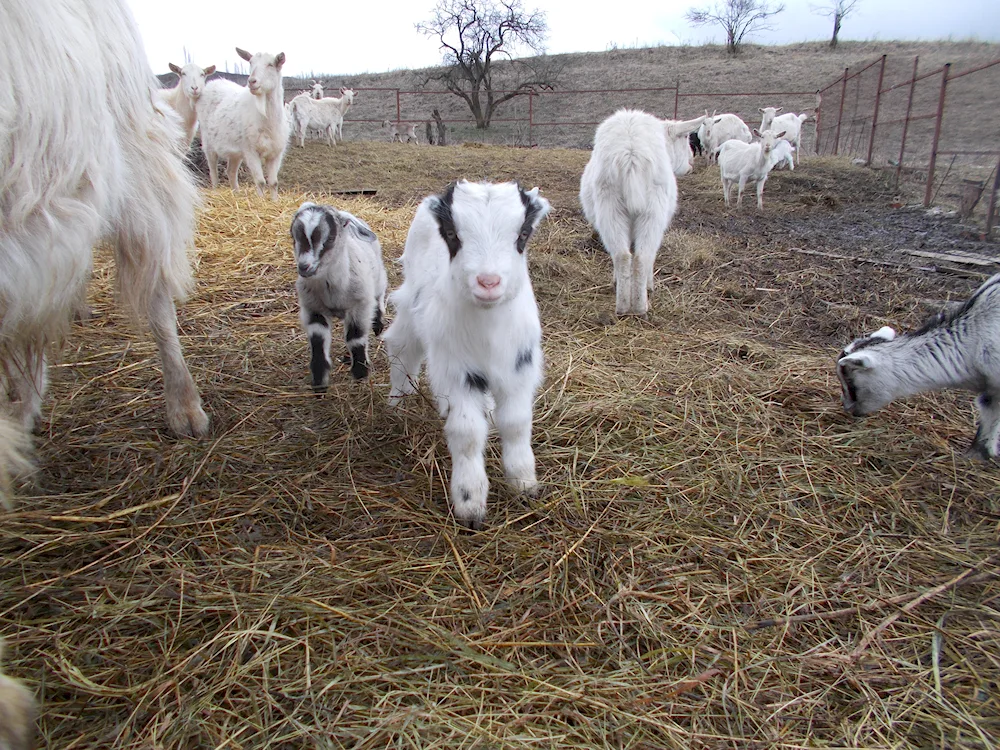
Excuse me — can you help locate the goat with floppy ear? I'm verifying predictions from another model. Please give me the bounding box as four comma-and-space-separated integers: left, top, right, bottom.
837, 274, 1000, 460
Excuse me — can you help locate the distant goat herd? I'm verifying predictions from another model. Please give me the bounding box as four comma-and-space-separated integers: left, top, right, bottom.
2, 1, 998, 741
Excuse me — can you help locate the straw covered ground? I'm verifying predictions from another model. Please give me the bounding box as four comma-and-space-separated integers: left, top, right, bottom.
2, 141, 999, 748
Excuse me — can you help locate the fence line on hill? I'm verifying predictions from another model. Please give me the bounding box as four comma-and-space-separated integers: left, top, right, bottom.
815, 55, 1000, 231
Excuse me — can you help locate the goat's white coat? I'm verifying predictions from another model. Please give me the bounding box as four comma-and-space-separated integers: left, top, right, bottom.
759, 108, 809, 165
195, 47, 289, 197
771, 139, 795, 170
292, 203, 388, 386
579, 109, 704, 316
382, 181, 551, 528
701, 113, 752, 163
0, 0, 208, 503
0, 638, 35, 750
156, 62, 215, 147
837, 274, 1000, 459
717, 128, 787, 210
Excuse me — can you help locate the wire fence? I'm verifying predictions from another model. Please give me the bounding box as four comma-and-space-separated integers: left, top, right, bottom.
815, 55, 1000, 231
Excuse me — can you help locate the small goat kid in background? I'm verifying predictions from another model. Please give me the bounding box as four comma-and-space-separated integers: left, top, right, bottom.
291, 203, 388, 389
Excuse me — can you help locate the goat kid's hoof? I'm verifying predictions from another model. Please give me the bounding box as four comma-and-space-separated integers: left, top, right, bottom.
167, 403, 210, 439
350, 361, 370, 380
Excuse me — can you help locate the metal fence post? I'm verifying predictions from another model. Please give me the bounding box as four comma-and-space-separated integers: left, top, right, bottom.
985, 155, 1000, 235
528, 90, 534, 147
866, 55, 887, 167
674, 80, 680, 119
396, 89, 401, 124
834, 67, 848, 155
895, 56, 920, 190
924, 63, 951, 207
814, 91, 822, 154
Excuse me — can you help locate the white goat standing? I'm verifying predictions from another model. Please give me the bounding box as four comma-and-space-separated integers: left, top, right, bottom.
0, 638, 35, 750
290, 88, 355, 147
382, 120, 403, 143
0, 0, 209, 501
759, 107, 809, 165
579, 109, 706, 316
382, 181, 551, 529
156, 62, 215, 147
837, 274, 1000, 460
195, 47, 289, 198
717, 128, 787, 210
700, 113, 752, 163
291, 203, 388, 387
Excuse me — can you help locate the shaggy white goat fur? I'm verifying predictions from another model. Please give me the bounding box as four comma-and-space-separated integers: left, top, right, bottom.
700, 113, 752, 163
0, 638, 35, 750
838, 274, 1000, 460
382, 181, 551, 529
771, 139, 795, 170
0, 0, 210, 502
290, 88, 354, 146
291, 203, 388, 387
717, 128, 787, 210
156, 62, 216, 147
195, 47, 289, 197
759, 108, 809, 165
579, 109, 704, 316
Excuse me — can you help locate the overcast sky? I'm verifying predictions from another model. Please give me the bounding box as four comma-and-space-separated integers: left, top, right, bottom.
131, 0, 1000, 78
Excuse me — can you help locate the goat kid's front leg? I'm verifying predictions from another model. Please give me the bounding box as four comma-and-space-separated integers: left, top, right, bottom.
439, 385, 490, 530
147, 285, 209, 438
344, 312, 371, 380
969, 392, 1000, 460
264, 157, 281, 201
304, 310, 332, 392
242, 151, 267, 198
493, 379, 539, 497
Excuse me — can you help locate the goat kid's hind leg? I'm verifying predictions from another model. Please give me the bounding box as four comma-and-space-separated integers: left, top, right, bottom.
630, 220, 662, 317
969, 392, 1000, 460
226, 156, 242, 192
4, 344, 47, 433
383, 311, 424, 406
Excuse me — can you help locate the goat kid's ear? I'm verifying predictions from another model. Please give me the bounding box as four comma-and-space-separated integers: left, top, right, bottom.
275, 52, 286, 68
758, 107, 766, 113
169, 62, 182, 75
776, 107, 783, 113
236, 47, 252, 62
753, 128, 762, 137
839, 352, 873, 372
775, 131, 787, 139
204, 65, 216, 76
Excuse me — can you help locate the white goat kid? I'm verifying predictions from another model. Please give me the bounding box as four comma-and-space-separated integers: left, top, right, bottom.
0, 0, 209, 502
759, 107, 809, 165
837, 274, 1000, 460
580, 109, 705, 316
382, 120, 403, 142
196, 47, 289, 198
0, 638, 35, 750
771, 139, 795, 170
382, 181, 551, 529
157, 62, 215, 148
717, 128, 787, 210
701, 113, 752, 163
291, 203, 388, 387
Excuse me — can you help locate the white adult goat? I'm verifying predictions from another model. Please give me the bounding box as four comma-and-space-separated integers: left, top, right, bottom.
838, 274, 1000, 460
291, 203, 388, 387
717, 128, 787, 210
0, 0, 209, 502
579, 109, 706, 316
758, 108, 809, 165
196, 47, 289, 198
157, 62, 216, 147
700, 113, 752, 163
290, 88, 354, 146
383, 181, 551, 529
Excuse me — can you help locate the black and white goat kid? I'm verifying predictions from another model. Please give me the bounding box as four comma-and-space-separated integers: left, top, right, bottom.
291, 203, 388, 389
837, 273, 1000, 460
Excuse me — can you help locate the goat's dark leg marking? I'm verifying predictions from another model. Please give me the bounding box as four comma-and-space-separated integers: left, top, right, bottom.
345, 318, 369, 380
371, 304, 384, 337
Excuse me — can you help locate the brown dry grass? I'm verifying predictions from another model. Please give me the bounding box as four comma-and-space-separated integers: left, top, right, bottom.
2, 142, 999, 748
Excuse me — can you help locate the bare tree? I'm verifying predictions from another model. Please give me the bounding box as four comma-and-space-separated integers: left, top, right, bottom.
686, 0, 786, 55
811, 0, 861, 48
417, 0, 560, 129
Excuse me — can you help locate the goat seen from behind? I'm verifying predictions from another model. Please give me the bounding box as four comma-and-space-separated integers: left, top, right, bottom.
382, 181, 551, 529
838, 274, 1000, 461
291, 203, 388, 388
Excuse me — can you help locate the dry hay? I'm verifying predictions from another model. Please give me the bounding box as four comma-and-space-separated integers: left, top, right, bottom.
1, 143, 999, 749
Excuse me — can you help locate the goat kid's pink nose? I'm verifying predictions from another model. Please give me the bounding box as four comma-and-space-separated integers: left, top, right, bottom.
476, 274, 501, 289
